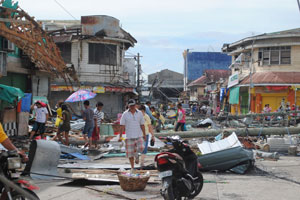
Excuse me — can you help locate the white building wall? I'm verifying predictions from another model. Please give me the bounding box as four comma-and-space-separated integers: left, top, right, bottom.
71, 40, 123, 84
32, 75, 49, 97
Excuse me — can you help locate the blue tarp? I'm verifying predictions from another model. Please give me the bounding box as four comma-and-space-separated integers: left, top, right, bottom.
21, 93, 32, 112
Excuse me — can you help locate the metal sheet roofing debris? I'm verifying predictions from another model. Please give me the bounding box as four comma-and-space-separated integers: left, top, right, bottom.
29, 140, 61, 180
198, 132, 242, 154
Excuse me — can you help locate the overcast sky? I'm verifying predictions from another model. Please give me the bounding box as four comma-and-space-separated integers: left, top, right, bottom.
19, 0, 300, 75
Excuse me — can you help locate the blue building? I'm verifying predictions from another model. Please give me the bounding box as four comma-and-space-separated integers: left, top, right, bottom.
183, 51, 231, 90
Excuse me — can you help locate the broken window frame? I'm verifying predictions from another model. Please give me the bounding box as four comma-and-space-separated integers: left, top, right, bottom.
56, 42, 72, 64
259, 46, 291, 66
88, 43, 117, 66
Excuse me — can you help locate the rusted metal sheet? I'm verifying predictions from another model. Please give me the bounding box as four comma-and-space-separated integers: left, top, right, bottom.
241, 72, 300, 85
0, 3, 78, 83
81, 15, 121, 37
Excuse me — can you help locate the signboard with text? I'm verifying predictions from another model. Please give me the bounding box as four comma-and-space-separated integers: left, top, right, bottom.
228, 73, 239, 88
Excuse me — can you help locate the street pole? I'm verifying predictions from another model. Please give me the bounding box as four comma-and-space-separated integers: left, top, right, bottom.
137, 53, 141, 102
248, 39, 256, 113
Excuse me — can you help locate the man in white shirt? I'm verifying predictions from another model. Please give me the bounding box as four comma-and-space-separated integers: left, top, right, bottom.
119, 99, 146, 170
29, 101, 48, 140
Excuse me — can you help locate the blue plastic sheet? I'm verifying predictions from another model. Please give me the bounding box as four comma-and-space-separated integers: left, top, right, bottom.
21, 93, 32, 112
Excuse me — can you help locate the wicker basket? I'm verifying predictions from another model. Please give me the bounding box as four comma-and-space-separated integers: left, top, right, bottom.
117, 173, 150, 191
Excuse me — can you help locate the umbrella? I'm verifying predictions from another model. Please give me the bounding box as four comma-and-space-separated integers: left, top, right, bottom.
65, 89, 96, 103
0, 84, 24, 103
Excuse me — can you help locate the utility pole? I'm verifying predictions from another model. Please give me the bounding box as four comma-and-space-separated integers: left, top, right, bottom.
136, 53, 141, 102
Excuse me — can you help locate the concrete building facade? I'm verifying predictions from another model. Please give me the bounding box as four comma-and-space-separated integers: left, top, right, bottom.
222, 28, 300, 114
41, 16, 137, 118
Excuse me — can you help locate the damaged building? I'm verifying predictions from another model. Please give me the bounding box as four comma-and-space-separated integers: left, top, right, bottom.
148, 69, 183, 102
0, 1, 72, 136
223, 28, 300, 114
41, 15, 138, 118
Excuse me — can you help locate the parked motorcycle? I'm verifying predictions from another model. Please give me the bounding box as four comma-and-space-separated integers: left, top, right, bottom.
155, 136, 203, 200
0, 151, 39, 200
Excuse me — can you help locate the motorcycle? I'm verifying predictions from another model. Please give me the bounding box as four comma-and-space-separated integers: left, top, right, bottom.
0, 151, 39, 200
155, 136, 204, 200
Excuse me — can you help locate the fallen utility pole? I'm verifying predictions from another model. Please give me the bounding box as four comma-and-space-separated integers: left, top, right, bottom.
155, 127, 300, 139
216, 111, 300, 120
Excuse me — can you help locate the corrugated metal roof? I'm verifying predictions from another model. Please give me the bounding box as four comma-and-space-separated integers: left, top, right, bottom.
240, 72, 300, 85
204, 69, 231, 82
188, 76, 208, 87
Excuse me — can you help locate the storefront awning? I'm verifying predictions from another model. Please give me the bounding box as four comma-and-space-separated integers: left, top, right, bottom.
240, 72, 300, 85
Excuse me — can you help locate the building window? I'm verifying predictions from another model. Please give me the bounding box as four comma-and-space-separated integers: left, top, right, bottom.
88, 43, 117, 65
57, 43, 71, 63
259, 46, 290, 65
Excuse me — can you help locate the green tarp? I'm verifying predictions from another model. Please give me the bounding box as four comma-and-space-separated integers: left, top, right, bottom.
229, 87, 240, 104
0, 84, 24, 103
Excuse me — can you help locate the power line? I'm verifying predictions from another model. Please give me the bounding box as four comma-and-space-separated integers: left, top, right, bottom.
54, 0, 77, 20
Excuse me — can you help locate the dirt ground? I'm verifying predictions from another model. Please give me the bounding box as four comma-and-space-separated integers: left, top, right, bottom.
29, 154, 300, 200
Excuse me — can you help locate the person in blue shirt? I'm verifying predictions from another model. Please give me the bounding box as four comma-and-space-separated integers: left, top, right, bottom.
145, 101, 157, 122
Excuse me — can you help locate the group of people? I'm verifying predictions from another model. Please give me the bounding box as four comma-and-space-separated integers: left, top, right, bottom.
29, 99, 104, 149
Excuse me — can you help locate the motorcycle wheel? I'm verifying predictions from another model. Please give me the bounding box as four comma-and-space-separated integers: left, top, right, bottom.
11, 188, 40, 200
188, 172, 204, 199
162, 177, 180, 200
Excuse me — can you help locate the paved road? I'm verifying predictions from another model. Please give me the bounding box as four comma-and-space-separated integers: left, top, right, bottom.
33, 156, 300, 200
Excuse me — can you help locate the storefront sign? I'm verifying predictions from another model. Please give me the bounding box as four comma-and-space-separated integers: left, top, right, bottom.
51, 86, 73, 92
228, 73, 239, 88
51, 85, 134, 93
105, 87, 133, 93
51, 86, 105, 93
93, 87, 105, 93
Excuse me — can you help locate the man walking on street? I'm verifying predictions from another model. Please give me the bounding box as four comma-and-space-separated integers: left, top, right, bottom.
82, 100, 94, 149
29, 101, 48, 140
119, 99, 146, 170
93, 102, 104, 149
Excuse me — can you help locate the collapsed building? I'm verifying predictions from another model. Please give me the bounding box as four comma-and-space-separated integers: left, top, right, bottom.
147, 69, 183, 103
0, 1, 74, 136
40, 15, 138, 118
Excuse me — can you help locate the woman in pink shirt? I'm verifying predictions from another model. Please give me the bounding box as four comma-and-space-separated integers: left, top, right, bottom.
175, 103, 186, 131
